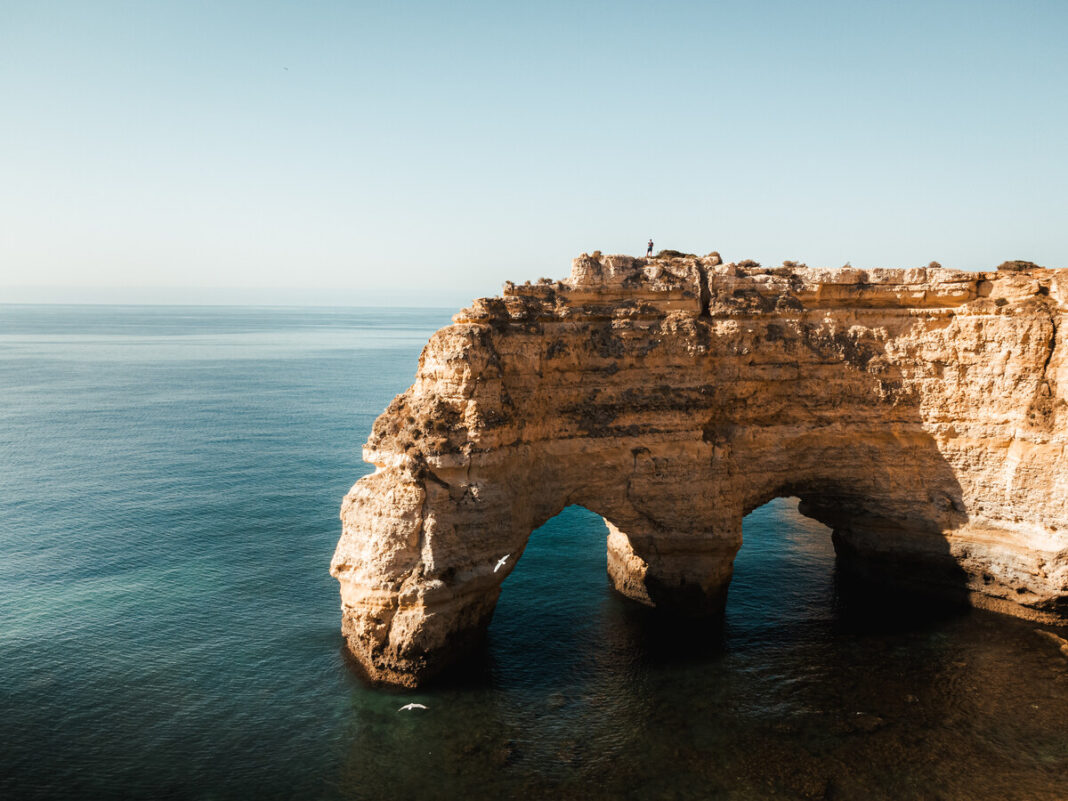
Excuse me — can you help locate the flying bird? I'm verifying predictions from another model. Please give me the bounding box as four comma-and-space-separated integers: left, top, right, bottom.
494, 554, 510, 573
398, 703, 427, 712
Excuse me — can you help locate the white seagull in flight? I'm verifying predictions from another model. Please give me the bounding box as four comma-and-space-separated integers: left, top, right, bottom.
494, 554, 511, 573
398, 703, 427, 712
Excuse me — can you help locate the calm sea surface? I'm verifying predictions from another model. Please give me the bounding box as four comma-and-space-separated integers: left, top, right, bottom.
1, 305, 1066, 801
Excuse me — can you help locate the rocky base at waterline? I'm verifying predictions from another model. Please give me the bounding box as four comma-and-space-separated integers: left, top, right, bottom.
331, 252, 1068, 687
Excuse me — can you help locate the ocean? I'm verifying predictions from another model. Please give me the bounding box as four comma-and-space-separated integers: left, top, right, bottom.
1, 304, 1066, 800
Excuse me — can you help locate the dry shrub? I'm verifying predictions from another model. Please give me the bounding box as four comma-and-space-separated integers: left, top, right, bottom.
996, 260, 1041, 271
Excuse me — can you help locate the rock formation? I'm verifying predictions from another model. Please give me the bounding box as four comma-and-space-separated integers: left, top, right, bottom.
331, 253, 1068, 687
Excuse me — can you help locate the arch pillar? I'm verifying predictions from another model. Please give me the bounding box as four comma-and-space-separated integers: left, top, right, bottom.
605, 520, 741, 615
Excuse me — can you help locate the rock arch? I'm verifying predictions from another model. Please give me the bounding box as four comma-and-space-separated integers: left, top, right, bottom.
331, 254, 1068, 687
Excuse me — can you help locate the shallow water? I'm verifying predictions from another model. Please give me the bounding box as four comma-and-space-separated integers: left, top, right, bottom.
1, 304, 1065, 800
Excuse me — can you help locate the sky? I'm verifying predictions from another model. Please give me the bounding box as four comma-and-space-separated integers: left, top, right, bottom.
1, 0, 1066, 306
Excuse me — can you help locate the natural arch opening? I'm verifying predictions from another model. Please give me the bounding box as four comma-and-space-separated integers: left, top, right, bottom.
727, 493, 973, 642
485, 505, 611, 687
727, 497, 836, 635
481, 503, 728, 691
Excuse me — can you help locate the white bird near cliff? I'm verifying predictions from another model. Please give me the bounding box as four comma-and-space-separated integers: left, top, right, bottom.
494, 554, 510, 573
398, 703, 427, 712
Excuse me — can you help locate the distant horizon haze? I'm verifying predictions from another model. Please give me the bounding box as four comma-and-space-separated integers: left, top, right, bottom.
0, 248, 1057, 308
2, 0, 1066, 306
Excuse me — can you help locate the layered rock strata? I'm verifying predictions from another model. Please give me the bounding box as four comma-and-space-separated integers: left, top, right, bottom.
331, 253, 1068, 687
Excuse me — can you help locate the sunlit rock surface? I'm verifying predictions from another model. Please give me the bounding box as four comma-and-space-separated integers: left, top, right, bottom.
331, 253, 1068, 687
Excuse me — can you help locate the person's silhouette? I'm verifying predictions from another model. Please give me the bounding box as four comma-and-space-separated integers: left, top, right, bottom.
646, 239, 654, 257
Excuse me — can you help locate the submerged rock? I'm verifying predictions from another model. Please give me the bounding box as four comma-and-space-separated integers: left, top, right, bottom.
331, 253, 1068, 687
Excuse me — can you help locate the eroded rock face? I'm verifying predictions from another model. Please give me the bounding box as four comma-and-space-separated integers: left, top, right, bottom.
331, 253, 1068, 687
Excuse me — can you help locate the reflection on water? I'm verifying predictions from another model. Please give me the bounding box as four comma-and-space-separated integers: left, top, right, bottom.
1, 305, 1066, 801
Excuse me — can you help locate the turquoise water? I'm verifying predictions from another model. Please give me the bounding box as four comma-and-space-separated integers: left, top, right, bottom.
1, 305, 1066, 801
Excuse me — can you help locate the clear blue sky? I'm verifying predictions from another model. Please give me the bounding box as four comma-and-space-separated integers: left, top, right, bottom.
2, 0, 1066, 306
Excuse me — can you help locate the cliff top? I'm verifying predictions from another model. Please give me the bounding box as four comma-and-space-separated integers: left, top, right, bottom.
455, 253, 1065, 324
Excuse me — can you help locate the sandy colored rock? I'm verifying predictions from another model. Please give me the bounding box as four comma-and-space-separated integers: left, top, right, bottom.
331, 254, 1068, 687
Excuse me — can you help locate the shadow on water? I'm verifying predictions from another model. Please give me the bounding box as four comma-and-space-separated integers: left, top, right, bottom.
329, 498, 1068, 801
433, 600, 729, 693
331, 487, 1068, 801
831, 565, 972, 636
607, 600, 728, 665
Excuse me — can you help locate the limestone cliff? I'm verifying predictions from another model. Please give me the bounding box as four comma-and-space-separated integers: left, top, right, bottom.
331, 253, 1068, 687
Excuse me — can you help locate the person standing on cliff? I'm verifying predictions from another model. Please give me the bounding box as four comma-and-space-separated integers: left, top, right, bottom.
646, 239, 654, 257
